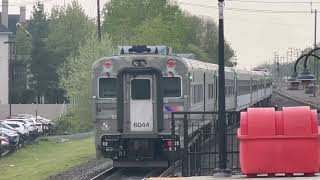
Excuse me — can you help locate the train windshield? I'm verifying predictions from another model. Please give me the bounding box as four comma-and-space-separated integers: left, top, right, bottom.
99, 78, 117, 98
163, 77, 181, 97
131, 79, 151, 100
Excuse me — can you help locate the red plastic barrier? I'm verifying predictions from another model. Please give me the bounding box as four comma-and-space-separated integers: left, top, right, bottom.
238, 106, 319, 176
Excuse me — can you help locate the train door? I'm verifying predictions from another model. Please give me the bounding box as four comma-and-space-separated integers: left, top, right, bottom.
123, 74, 156, 133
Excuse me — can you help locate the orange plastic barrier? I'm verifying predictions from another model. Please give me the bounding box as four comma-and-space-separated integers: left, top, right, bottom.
238, 106, 319, 177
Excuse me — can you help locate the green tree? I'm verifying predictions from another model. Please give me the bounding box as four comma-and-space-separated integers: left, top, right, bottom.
28, 2, 48, 38
103, 0, 181, 44
26, 1, 96, 103
48, 1, 95, 66
58, 34, 114, 131
186, 15, 236, 65
45, 1, 96, 103
132, 15, 190, 52
102, 0, 236, 65
28, 1, 51, 103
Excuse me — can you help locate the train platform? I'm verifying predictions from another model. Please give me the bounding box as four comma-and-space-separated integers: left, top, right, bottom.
148, 174, 320, 179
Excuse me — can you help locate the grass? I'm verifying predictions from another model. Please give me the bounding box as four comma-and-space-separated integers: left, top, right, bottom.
0, 137, 95, 180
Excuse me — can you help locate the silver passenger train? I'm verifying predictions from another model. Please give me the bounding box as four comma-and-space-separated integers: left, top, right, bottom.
92, 45, 272, 167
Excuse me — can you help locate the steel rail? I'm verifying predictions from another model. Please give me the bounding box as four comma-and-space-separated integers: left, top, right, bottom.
159, 160, 181, 177
90, 167, 121, 180
273, 90, 320, 111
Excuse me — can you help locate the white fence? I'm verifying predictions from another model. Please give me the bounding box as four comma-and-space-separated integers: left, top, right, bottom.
0, 104, 72, 120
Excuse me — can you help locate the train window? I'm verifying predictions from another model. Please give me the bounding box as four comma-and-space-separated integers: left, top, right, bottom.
193, 85, 196, 104
199, 85, 203, 102
131, 79, 151, 100
163, 77, 181, 97
208, 84, 214, 99
211, 84, 214, 99
99, 78, 117, 98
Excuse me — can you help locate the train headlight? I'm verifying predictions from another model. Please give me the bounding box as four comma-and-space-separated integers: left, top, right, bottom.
103, 59, 112, 69
167, 59, 176, 69
101, 121, 110, 131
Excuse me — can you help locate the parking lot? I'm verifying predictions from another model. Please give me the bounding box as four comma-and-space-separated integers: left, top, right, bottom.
0, 114, 54, 157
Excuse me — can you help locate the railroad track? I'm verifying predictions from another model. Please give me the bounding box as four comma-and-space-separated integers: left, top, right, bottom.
158, 160, 181, 177
90, 167, 121, 180
272, 90, 320, 111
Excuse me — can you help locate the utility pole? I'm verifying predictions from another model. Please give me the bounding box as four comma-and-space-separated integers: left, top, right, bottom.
289, 48, 293, 63
97, 0, 101, 41
217, 0, 228, 174
272, 52, 277, 80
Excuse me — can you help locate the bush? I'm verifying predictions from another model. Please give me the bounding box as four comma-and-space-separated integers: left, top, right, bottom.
53, 112, 92, 135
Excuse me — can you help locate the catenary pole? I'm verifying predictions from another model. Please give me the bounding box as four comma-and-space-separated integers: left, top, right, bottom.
97, 0, 101, 41
218, 0, 227, 170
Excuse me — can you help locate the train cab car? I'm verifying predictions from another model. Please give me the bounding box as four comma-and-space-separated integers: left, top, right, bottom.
92, 45, 273, 168
93, 46, 177, 167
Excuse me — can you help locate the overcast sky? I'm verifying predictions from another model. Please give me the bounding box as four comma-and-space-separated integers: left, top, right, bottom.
3, 0, 320, 68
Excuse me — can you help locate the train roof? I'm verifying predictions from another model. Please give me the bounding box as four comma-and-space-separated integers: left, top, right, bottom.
177, 56, 234, 73
92, 52, 272, 81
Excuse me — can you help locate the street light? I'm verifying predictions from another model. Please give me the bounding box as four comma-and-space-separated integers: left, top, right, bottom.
289, 50, 320, 95
304, 48, 320, 96
289, 53, 320, 82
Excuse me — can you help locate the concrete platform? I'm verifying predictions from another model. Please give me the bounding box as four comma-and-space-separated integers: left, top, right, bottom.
148, 174, 320, 179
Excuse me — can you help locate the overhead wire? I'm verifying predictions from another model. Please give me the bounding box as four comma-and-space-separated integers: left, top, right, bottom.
178, 1, 312, 14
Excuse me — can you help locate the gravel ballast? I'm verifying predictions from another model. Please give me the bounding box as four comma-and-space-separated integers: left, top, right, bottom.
47, 159, 112, 180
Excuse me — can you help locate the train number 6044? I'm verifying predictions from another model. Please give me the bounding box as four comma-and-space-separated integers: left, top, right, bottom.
133, 122, 150, 128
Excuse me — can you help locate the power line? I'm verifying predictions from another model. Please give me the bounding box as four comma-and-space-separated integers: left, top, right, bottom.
178, 2, 311, 14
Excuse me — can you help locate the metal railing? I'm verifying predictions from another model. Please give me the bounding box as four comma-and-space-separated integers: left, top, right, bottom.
171, 111, 241, 176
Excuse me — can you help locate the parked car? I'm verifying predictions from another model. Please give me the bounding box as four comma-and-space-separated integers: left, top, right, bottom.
0, 127, 20, 152
0, 132, 10, 157
12, 114, 54, 134
36, 116, 54, 125
2, 121, 29, 136
2, 121, 29, 144
5, 119, 37, 135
